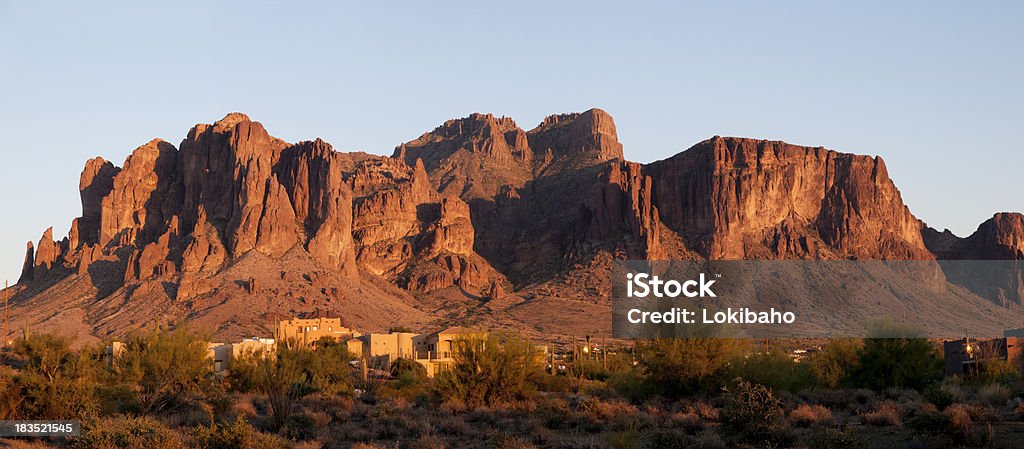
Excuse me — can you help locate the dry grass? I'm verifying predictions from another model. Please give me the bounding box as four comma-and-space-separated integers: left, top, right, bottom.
669, 411, 705, 433
862, 400, 902, 426
789, 404, 833, 427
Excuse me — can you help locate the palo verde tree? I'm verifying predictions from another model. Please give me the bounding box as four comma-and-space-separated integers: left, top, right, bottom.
114, 326, 211, 414
435, 333, 541, 407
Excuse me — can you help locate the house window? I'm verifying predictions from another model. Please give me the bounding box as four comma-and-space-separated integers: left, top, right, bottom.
313, 326, 318, 331
305, 326, 310, 332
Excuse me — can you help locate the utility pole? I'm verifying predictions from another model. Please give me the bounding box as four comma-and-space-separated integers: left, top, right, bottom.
602, 337, 607, 371
3, 280, 8, 348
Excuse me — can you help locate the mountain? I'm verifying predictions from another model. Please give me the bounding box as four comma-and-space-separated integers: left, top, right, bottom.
4, 110, 1023, 343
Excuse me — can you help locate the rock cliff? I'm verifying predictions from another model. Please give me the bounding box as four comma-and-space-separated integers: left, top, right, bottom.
6, 110, 1022, 342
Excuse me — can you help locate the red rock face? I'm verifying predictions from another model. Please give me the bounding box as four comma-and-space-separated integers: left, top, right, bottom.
580, 161, 663, 260
11, 109, 1024, 339
923, 213, 1024, 305
926, 213, 1024, 260
645, 137, 932, 260
99, 139, 179, 248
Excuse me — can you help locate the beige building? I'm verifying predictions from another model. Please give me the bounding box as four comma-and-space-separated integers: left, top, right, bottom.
208, 337, 276, 373
277, 317, 358, 346
347, 332, 416, 367
413, 327, 482, 377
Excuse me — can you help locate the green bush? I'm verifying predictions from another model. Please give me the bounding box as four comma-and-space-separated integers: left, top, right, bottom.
193, 416, 288, 449
114, 327, 212, 414
72, 416, 183, 449
390, 357, 427, 380
282, 413, 317, 441
853, 323, 941, 391
435, 333, 541, 407
634, 339, 741, 398
807, 339, 861, 389
10, 333, 102, 420
728, 351, 814, 392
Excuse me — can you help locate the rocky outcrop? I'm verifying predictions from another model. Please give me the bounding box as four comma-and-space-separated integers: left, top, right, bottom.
18, 242, 35, 284
645, 137, 932, 260
925, 213, 1024, 260
11, 109, 1024, 341
579, 161, 663, 259
394, 108, 624, 202
528, 108, 624, 171
923, 213, 1024, 306
99, 139, 179, 248
78, 158, 119, 247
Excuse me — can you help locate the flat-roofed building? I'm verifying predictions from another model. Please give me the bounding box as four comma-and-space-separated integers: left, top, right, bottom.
944, 337, 1023, 377
277, 317, 358, 346
348, 332, 416, 369
411, 327, 483, 377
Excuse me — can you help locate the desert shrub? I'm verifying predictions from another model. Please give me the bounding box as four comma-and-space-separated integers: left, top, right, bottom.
487, 433, 537, 449
585, 399, 641, 430
639, 429, 688, 449
435, 333, 541, 407
282, 413, 318, 441
608, 370, 654, 402
923, 379, 962, 410
721, 379, 783, 440
0, 372, 21, 420
255, 348, 305, 430
807, 428, 867, 449
284, 343, 354, 396
977, 383, 1012, 407
944, 403, 996, 445
788, 404, 833, 427
603, 424, 641, 449
95, 384, 141, 416
410, 434, 446, 449
113, 327, 211, 415
685, 401, 720, 422
669, 411, 705, 434
729, 351, 814, 392
226, 352, 261, 393
807, 339, 861, 389
974, 358, 1023, 385
905, 410, 951, 434
72, 416, 183, 449
861, 400, 902, 426
634, 339, 741, 398
390, 357, 426, 380
9, 333, 102, 420
689, 429, 727, 449
193, 416, 288, 449
853, 323, 941, 391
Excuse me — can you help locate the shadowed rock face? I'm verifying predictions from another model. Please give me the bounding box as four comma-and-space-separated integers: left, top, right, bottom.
923, 213, 1024, 305
645, 137, 932, 260
925, 213, 1024, 261
9, 110, 1024, 341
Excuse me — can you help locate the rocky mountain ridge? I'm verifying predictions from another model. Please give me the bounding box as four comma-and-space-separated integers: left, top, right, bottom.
6, 110, 1023, 342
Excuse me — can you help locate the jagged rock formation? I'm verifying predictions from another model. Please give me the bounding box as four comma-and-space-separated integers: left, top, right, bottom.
645, 137, 932, 260
923, 213, 1024, 305
924, 213, 1024, 261
6, 110, 1023, 343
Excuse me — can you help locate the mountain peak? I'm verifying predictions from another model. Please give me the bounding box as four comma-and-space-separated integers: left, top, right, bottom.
214, 112, 252, 129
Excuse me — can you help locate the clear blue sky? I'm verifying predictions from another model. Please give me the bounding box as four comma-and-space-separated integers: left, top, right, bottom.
1, 1, 1021, 284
